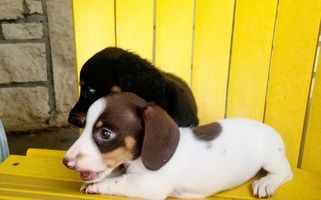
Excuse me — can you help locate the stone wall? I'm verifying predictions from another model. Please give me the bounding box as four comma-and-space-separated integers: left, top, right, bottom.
0, 0, 77, 132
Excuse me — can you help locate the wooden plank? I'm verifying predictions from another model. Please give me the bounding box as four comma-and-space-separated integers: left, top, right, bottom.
72, 0, 115, 79
264, 0, 321, 167
192, 0, 234, 124
0, 155, 122, 200
115, 0, 154, 60
26, 148, 66, 159
302, 43, 321, 174
217, 168, 321, 200
226, 0, 278, 121
154, 0, 194, 84
0, 156, 79, 182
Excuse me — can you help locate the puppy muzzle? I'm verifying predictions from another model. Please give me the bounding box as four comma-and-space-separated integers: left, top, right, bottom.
68, 112, 86, 128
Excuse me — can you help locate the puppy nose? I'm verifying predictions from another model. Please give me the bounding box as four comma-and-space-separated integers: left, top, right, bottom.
63, 157, 77, 170
68, 113, 85, 128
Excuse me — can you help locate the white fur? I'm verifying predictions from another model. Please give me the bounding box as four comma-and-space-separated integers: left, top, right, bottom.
66, 114, 293, 199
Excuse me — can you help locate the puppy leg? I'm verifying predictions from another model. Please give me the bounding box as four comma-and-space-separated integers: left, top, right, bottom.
252, 156, 293, 198
83, 174, 169, 200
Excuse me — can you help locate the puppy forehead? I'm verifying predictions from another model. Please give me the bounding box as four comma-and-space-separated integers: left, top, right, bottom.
86, 97, 107, 127
89, 93, 147, 131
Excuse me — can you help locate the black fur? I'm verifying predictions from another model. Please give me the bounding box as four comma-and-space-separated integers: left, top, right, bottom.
68, 47, 199, 128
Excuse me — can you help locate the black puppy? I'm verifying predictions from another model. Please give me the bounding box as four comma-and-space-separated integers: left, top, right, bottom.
68, 47, 199, 128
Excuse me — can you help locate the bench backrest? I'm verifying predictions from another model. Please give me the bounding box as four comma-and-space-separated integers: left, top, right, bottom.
72, 0, 321, 174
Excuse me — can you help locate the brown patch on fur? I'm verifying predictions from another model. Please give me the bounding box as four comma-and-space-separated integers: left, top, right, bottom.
192, 122, 222, 142
110, 85, 122, 93
95, 120, 103, 128
79, 80, 85, 86
76, 112, 86, 125
125, 136, 136, 149
102, 146, 134, 169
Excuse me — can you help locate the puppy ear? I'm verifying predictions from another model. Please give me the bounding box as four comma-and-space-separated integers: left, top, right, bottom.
141, 103, 180, 170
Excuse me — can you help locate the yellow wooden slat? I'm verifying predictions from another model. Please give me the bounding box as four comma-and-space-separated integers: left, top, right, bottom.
0, 156, 80, 182
0, 156, 129, 200
218, 168, 321, 200
264, 0, 321, 167
115, 0, 154, 60
0, 155, 234, 200
72, 0, 115, 80
302, 43, 321, 174
226, 0, 278, 121
192, 0, 235, 124
26, 148, 66, 160
154, 0, 194, 84
0, 183, 134, 200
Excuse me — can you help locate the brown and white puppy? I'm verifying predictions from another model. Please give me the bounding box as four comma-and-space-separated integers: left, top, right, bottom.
63, 92, 293, 200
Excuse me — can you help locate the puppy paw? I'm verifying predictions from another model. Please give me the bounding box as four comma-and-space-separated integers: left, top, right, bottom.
252, 179, 276, 198
82, 181, 115, 195
80, 182, 102, 194
80, 183, 90, 193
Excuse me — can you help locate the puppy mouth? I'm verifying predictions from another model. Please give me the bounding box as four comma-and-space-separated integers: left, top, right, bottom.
68, 112, 86, 128
79, 168, 112, 182
79, 170, 102, 181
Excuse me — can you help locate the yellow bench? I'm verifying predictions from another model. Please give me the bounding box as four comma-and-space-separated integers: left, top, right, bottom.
0, 148, 320, 199
0, 149, 321, 200
1, 0, 321, 199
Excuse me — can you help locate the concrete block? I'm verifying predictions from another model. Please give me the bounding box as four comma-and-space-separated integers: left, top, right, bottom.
0, 87, 51, 132
2, 23, 43, 40
0, 43, 47, 84
26, 0, 43, 14
0, 0, 24, 20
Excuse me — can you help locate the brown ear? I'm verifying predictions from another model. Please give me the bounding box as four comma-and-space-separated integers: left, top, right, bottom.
141, 103, 180, 170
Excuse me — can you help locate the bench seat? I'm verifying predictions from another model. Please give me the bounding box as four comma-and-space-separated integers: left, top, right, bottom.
0, 148, 320, 200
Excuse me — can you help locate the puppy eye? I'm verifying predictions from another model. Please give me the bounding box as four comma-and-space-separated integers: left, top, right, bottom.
100, 128, 113, 140
83, 86, 96, 98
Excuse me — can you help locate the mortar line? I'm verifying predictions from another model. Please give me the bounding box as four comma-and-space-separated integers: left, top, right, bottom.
41, 0, 57, 123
